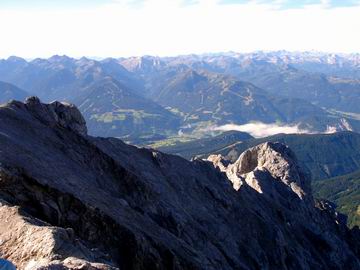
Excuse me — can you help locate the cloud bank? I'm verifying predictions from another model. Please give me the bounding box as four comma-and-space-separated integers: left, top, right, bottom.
213, 122, 310, 137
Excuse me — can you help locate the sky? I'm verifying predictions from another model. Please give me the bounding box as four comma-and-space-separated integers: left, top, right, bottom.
0, 0, 359, 58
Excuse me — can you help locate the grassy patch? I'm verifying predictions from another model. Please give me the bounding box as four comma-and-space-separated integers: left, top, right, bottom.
147, 136, 196, 148
90, 109, 162, 124
91, 112, 126, 122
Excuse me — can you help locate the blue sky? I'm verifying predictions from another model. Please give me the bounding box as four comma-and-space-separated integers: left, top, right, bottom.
0, 0, 359, 58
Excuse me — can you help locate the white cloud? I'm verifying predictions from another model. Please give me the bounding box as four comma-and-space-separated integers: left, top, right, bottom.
0, 0, 359, 58
213, 122, 310, 137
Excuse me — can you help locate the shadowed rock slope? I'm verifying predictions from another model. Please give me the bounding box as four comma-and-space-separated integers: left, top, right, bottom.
0, 98, 359, 269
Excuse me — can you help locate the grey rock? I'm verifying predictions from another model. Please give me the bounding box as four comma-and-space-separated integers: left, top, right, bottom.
23, 96, 87, 135
0, 199, 115, 270
0, 99, 359, 269
211, 142, 311, 200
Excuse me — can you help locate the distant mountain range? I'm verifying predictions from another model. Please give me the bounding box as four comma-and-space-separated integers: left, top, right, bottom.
1, 51, 360, 142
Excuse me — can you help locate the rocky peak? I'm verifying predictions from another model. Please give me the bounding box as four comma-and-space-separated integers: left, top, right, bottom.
17, 96, 87, 135
208, 142, 311, 200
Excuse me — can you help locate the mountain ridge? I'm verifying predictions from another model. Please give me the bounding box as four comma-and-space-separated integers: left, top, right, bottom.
1, 52, 360, 141
0, 98, 359, 269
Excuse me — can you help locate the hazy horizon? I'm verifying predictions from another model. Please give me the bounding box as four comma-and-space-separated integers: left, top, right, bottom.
2, 49, 360, 62
0, 0, 359, 58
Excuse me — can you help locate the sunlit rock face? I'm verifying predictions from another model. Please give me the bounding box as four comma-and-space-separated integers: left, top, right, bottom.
209, 142, 310, 200
0, 199, 115, 270
0, 98, 359, 270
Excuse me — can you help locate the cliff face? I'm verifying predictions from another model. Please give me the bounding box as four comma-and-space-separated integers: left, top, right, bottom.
0, 98, 359, 270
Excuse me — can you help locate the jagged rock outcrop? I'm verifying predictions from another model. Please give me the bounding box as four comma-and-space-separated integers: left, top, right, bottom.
208, 142, 311, 200
22, 96, 87, 135
0, 98, 359, 269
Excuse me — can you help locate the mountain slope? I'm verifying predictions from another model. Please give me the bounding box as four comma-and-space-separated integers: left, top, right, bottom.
0, 98, 359, 269
0, 81, 29, 104
313, 170, 360, 228
145, 69, 358, 133
240, 68, 360, 114
74, 77, 180, 139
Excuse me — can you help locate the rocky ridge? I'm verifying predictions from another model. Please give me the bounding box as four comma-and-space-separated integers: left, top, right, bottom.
207, 142, 310, 200
0, 98, 359, 269
22, 96, 88, 135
